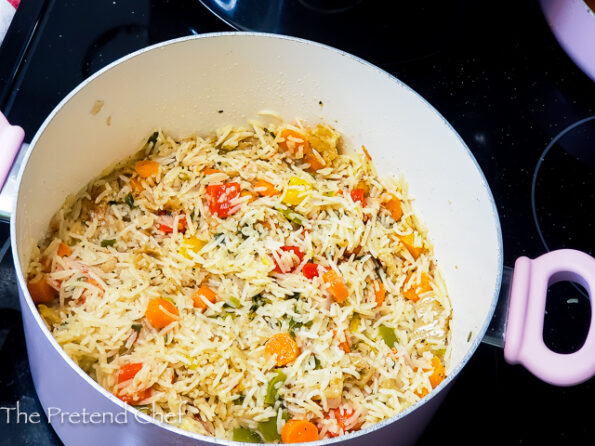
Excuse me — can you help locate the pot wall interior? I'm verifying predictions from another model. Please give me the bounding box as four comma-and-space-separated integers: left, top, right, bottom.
15, 34, 501, 374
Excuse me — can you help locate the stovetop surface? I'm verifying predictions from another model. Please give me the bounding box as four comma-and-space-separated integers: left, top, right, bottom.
1, 1, 595, 445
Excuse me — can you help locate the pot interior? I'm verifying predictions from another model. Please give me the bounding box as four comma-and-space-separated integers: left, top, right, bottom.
14, 33, 502, 382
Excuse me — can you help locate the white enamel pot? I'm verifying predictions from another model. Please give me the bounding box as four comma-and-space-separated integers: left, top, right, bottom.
1, 33, 595, 446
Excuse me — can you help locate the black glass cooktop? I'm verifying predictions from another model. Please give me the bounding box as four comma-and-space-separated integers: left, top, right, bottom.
1, 1, 594, 445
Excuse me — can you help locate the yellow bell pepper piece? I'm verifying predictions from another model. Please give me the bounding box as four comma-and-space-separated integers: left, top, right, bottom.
179, 237, 206, 259
283, 177, 312, 206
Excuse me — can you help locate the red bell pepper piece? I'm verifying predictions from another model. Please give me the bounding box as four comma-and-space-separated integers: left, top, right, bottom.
302, 262, 324, 279
206, 182, 241, 218
117, 363, 143, 383
350, 188, 365, 205
273, 246, 304, 273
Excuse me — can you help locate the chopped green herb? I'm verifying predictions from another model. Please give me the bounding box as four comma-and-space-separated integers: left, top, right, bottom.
288, 319, 313, 338
108, 200, 118, 206
250, 294, 266, 312
372, 257, 384, 278
263, 128, 277, 138
232, 427, 261, 443
100, 239, 116, 247
323, 191, 337, 197
233, 395, 245, 405
349, 313, 361, 333
379, 325, 398, 348
433, 347, 447, 356
264, 370, 287, 406
178, 172, 190, 181
467, 331, 472, 342
163, 297, 176, 305
125, 193, 135, 209
147, 131, 159, 145
313, 355, 322, 370
288, 319, 299, 337
213, 233, 225, 246
275, 204, 307, 226
131, 324, 142, 333
227, 296, 241, 309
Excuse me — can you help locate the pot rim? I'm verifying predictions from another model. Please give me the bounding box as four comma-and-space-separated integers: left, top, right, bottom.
10, 31, 504, 445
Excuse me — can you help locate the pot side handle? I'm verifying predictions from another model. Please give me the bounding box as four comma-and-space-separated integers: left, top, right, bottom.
0, 112, 24, 190
0, 112, 25, 222
504, 249, 595, 386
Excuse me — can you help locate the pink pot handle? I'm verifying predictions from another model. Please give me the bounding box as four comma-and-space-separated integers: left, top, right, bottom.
0, 112, 24, 190
504, 249, 595, 386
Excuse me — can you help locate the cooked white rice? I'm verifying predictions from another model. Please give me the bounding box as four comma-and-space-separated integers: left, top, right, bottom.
27, 118, 451, 443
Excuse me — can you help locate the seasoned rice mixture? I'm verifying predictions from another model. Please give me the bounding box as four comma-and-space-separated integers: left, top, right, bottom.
27, 118, 451, 443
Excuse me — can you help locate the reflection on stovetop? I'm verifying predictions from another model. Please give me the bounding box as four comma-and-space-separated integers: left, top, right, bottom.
1, 0, 595, 445
199, 0, 463, 65
532, 116, 595, 257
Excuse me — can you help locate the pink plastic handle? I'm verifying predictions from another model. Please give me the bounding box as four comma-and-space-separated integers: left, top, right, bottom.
0, 112, 24, 190
504, 249, 595, 386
